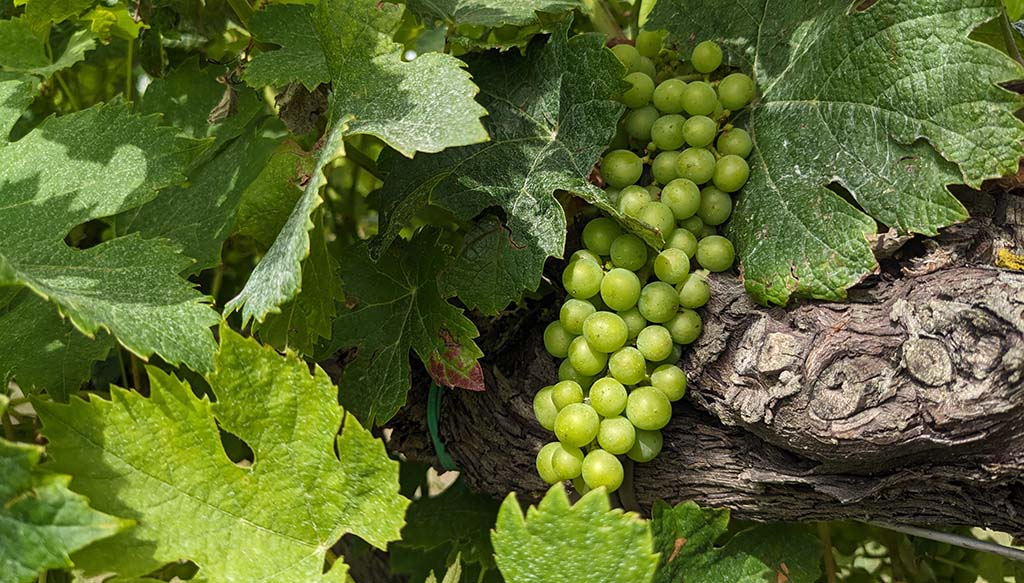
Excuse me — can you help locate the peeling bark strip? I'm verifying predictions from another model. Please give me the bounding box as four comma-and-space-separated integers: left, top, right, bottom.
383, 190, 1024, 535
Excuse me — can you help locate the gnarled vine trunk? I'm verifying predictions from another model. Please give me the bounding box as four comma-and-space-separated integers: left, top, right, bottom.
379, 187, 1024, 536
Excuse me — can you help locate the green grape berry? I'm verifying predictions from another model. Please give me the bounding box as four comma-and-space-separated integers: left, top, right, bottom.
636, 56, 657, 79
601, 267, 642, 311
609, 234, 648, 271
622, 71, 655, 109
560, 298, 596, 335
617, 185, 651, 217
571, 249, 602, 265
568, 336, 609, 376
558, 359, 595, 389
562, 259, 604, 299
650, 364, 687, 401
536, 442, 563, 484
691, 40, 723, 73
618, 307, 647, 339
638, 281, 679, 323
590, 377, 628, 417
666, 227, 698, 258
551, 379, 584, 410
698, 224, 717, 239
666, 309, 702, 345
582, 311, 629, 353
582, 449, 624, 492
625, 105, 660, 142
601, 149, 643, 188
611, 43, 642, 73
651, 150, 680, 185
582, 217, 622, 256
598, 416, 637, 455
718, 72, 755, 110
679, 215, 704, 235
626, 386, 672, 430
696, 235, 735, 272
609, 346, 647, 385
654, 248, 691, 284
677, 273, 711, 308
662, 178, 701, 220
681, 81, 717, 116
652, 78, 687, 114
635, 30, 664, 58
651, 114, 687, 151
636, 325, 674, 361
697, 185, 733, 226
682, 115, 718, 148
638, 201, 676, 235
552, 443, 585, 480
554, 402, 600, 447
543, 320, 575, 358
676, 147, 716, 184
627, 429, 663, 462
533, 386, 559, 430
712, 154, 750, 193
717, 128, 753, 158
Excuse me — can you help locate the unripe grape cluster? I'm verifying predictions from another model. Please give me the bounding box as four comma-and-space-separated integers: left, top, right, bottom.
533, 35, 755, 494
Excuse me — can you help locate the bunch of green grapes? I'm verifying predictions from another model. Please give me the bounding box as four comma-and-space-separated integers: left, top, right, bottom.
532, 34, 756, 494
603, 35, 755, 273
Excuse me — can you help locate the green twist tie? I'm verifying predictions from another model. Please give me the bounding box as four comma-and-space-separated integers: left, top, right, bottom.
428, 383, 458, 471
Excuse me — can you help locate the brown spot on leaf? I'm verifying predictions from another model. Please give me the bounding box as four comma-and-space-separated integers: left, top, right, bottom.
667, 537, 687, 563
777, 561, 790, 583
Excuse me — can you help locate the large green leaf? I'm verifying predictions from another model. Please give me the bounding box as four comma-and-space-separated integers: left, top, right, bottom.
36, 329, 410, 581
0, 395, 129, 583
492, 486, 658, 583
319, 230, 483, 426
0, 18, 95, 79
228, 0, 489, 325
649, 0, 1024, 304
373, 21, 655, 313
0, 78, 219, 373
650, 501, 821, 583
0, 288, 113, 401
406, 0, 580, 27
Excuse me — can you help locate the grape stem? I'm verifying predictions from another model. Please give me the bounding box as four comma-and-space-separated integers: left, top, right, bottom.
868, 521, 1024, 564
1001, 9, 1024, 69
583, 0, 626, 42
817, 523, 838, 583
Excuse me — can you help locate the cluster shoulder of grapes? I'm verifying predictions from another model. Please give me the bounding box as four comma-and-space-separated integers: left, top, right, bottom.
533, 34, 755, 494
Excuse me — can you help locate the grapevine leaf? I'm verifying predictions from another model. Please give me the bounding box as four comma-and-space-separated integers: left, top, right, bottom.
405, 0, 579, 27
373, 21, 656, 312
318, 230, 482, 426
404, 0, 580, 50
242, 5, 329, 92
35, 329, 410, 581
651, 501, 821, 583
395, 478, 500, 566
492, 486, 658, 583
0, 395, 129, 583
443, 215, 543, 315
425, 559, 462, 583
135, 58, 266, 169
0, 77, 219, 372
232, 140, 314, 248
14, 0, 97, 25
0, 19, 95, 79
227, 0, 489, 325
649, 0, 1024, 304
115, 127, 281, 273
257, 217, 344, 355
0, 288, 114, 401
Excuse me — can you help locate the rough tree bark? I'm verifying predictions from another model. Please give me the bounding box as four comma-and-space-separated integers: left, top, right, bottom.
383, 187, 1024, 536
